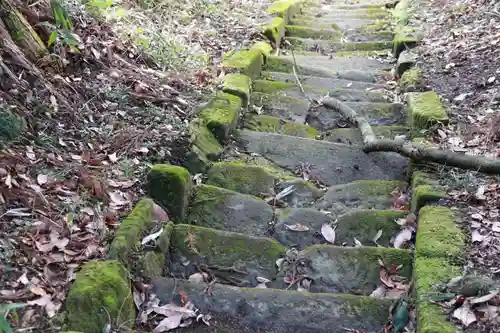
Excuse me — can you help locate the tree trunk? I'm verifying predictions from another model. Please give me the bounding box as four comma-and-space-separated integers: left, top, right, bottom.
0, 0, 47, 62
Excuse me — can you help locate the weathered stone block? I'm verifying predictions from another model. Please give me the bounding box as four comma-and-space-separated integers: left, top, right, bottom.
199, 92, 242, 142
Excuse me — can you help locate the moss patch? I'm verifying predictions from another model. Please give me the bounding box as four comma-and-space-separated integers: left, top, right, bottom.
335, 210, 408, 247
245, 114, 318, 138
253, 79, 296, 93
415, 206, 465, 259
285, 25, 341, 40
223, 49, 263, 79
252, 41, 273, 58
66, 260, 134, 333
414, 257, 461, 296
400, 68, 423, 88
268, 0, 300, 23
184, 118, 223, 173
393, 25, 420, 56
418, 302, 456, 333
199, 92, 242, 142
139, 251, 165, 280
170, 224, 285, 280
206, 161, 277, 196
108, 199, 155, 266
396, 50, 417, 77
222, 74, 251, 107
411, 185, 447, 212
0, 105, 26, 142
408, 91, 448, 137
147, 164, 192, 221
263, 17, 286, 44
157, 221, 175, 253
412, 171, 439, 188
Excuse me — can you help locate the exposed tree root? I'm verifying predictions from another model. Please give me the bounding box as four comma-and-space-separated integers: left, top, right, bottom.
322, 97, 500, 174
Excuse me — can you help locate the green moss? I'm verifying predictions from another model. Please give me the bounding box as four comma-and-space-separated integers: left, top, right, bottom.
326, 126, 408, 143
186, 184, 232, 229
412, 171, 439, 188
400, 68, 423, 88
245, 114, 318, 138
418, 302, 456, 333
108, 199, 155, 266
414, 257, 461, 296
185, 119, 223, 173
199, 92, 242, 142
335, 210, 408, 247
139, 251, 165, 279
408, 92, 449, 137
411, 185, 447, 212
223, 49, 263, 79
147, 164, 192, 221
415, 206, 465, 259
157, 221, 175, 253
393, 25, 420, 56
263, 17, 286, 43
0, 105, 26, 142
338, 180, 406, 197
66, 260, 134, 333
253, 79, 295, 93
222, 74, 251, 107
267, 0, 300, 23
171, 224, 286, 274
285, 25, 341, 40
332, 49, 389, 57
206, 161, 277, 196
262, 55, 294, 73
252, 41, 273, 57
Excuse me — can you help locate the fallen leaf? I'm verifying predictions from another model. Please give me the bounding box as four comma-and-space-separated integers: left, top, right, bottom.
154, 314, 183, 332
141, 229, 163, 245
108, 191, 130, 206
470, 290, 499, 304
353, 237, 362, 247
372, 229, 383, 243
284, 223, 310, 232
108, 152, 118, 163
188, 273, 208, 284
453, 301, 477, 327
321, 224, 336, 244
370, 285, 387, 297
471, 230, 485, 243
37, 174, 48, 185
393, 228, 413, 248
275, 185, 295, 200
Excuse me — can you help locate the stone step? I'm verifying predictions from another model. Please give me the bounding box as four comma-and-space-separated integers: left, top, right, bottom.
244, 114, 318, 139
315, 179, 407, 215
205, 161, 324, 207
264, 55, 391, 82
262, 71, 387, 91
324, 125, 409, 144
239, 130, 407, 186
285, 24, 394, 42
304, 2, 393, 15
272, 245, 411, 294
290, 14, 391, 30
152, 277, 393, 333
285, 37, 393, 53
253, 79, 389, 103
166, 224, 285, 286
272, 208, 408, 248
250, 93, 405, 129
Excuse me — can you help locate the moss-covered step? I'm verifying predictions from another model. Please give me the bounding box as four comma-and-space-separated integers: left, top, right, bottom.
274, 245, 412, 294
290, 15, 391, 30
65, 260, 134, 333
315, 180, 406, 214
239, 130, 407, 187
285, 25, 341, 40
272, 208, 406, 248
400, 68, 423, 91
250, 93, 406, 129
253, 79, 388, 103
167, 224, 285, 285
186, 184, 273, 235
303, 4, 391, 19
274, 178, 324, 208
262, 71, 387, 91
244, 114, 318, 138
205, 161, 278, 196
325, 125, 409, 144
408, 91, 448, 137
184, 118, 223, 174
263, 55, 390, 82
285, 37, 393, 53
152, 277, 394, 333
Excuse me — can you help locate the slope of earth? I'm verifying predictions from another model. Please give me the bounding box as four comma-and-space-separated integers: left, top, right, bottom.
0, 0, 274, 331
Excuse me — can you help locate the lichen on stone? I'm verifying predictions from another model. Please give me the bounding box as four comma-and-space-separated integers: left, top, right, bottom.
147, 164, 192, 221
245, 114, 318, 138
108, 198, 156, 265
222, 74, 251, 107
65, 260, 134, 333
415, 206, 465, 259
206, 161, 277, 196
199, 92, 242, 142
408, 91, 448, 137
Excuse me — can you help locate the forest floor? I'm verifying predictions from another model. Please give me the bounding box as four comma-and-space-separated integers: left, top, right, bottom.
0, 0, 272, 331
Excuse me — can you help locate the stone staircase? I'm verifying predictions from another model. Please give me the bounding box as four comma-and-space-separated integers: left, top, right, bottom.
63, 1, 464, 333
149, 1, 412, 332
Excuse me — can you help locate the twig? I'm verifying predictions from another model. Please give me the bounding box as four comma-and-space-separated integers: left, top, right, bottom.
322, 97, 500, 174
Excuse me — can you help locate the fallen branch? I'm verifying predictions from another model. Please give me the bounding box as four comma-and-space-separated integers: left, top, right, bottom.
322, 97, 500, 174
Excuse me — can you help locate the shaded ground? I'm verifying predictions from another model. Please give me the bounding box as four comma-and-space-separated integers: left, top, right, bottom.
412, 0, 500, 331
0, 0, 272, 331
